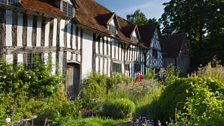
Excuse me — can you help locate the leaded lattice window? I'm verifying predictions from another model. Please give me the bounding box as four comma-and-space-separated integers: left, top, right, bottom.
63, 1, 73, 18
0, 0, 20, 5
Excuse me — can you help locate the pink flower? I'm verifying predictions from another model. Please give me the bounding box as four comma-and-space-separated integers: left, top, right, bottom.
21, 118, 27, 122
5, 117, 11, 123
45, 118, 48, 123
44, 117, 48, 126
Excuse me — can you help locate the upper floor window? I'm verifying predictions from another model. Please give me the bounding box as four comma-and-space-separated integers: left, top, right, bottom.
131, 36, 138, 43
0, 0, 20, 5
152, 49, 158, 59
63, 1, 73, 18
108, 24, 117, 35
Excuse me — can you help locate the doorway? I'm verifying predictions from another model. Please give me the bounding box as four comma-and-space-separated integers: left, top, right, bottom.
66, 63, 80, 98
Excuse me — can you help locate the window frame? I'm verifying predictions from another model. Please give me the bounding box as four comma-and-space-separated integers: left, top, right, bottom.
125, 64, 130, 71
134, 64, 141, 73
108, 24, 117, 35
62, 1, 73, 18
0, 0, 20, 5
112, 62, 122, 73
152, 49, 158, 59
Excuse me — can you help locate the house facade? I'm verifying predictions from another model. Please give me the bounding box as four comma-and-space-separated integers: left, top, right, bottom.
138, 23, 163, 72
160, 33, 190, 76
0, 0, 163, 96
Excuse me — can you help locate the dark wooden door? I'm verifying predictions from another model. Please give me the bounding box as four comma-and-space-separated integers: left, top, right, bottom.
66, 63, 80, 98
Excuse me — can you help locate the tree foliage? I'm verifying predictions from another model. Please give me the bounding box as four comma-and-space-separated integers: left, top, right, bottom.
160, 0, 224, 42
127, 9, 156, 26
160, 0, 224, 69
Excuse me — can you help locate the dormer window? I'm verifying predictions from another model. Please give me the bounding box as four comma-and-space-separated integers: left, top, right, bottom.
108, 24, 117, 35
131, 36, 138, 43
0, 0, 20, 5
131, 30, 139, 43
107, 14, 119, 36
62, 1, 73, 18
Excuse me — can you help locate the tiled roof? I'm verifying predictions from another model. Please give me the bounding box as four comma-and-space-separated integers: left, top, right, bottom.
95, 12, 115, 27
160, 33, 188, 58
75, 0, 147, 47
74, 0, 112, 35
116, 16, 136, 38
20, 0, 65, 17
138, 23, 158, 47
17, 0, 153, 48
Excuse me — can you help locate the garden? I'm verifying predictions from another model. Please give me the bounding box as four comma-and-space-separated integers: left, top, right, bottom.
0, 58, 224, 126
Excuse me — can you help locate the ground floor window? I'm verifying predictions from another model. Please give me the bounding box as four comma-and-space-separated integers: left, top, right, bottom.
24, 53, 46, 69
134, 64, 141, 73
124, 64, 130, 71
112, 63, 122, 72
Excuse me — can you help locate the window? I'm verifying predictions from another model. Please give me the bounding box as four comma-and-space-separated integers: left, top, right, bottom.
63, 1, 73, 18
25, 53, 33, 69
108, 24, 116, 35
0, 0, 20, 5
131, 36, 138, 43
125, 64, 130, 71
25, 53, 44, 69
152, 49, 158, 59
134, 64, 141, 72
112, 63, 121, 73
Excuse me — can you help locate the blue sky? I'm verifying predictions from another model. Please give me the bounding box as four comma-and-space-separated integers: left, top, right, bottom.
96, 0, 169, 20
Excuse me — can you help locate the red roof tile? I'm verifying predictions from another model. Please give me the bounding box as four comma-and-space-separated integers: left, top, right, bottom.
20, 0, 65, 17
75, 0, 146, 47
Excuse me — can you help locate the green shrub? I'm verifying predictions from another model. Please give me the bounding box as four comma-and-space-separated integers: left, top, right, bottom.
102, 98, 135, 119
80, 73, 132, 109
145, 65, 157, 80
0, 57, 79, 125
80, 73, 108, 109
158, 77, 195, 123
134, 83, 163, 119
159, 76, 224, 125
107, 79, 163, 119
60, 117, 124, 126
168, 77, 224, 126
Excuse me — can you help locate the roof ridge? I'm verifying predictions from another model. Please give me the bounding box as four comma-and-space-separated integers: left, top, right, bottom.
89, 0, 112, 12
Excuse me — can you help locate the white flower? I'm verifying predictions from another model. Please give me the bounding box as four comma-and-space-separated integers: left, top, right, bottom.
31, 115, 38, 119
5, 117, 11, 123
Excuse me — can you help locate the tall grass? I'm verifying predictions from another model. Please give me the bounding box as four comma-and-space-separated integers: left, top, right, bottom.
107, 79, 164, 119
196, 62, 224, 82
134, 83, 164, 119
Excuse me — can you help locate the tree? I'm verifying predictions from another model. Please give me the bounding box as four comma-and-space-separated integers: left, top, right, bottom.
160, 0, 224, 43
148, 18, 157, 24
127, 9, 148, 26
160, 0, 224, 69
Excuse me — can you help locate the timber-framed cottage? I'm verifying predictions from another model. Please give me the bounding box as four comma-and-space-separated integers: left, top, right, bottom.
0, 0, 163, 96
